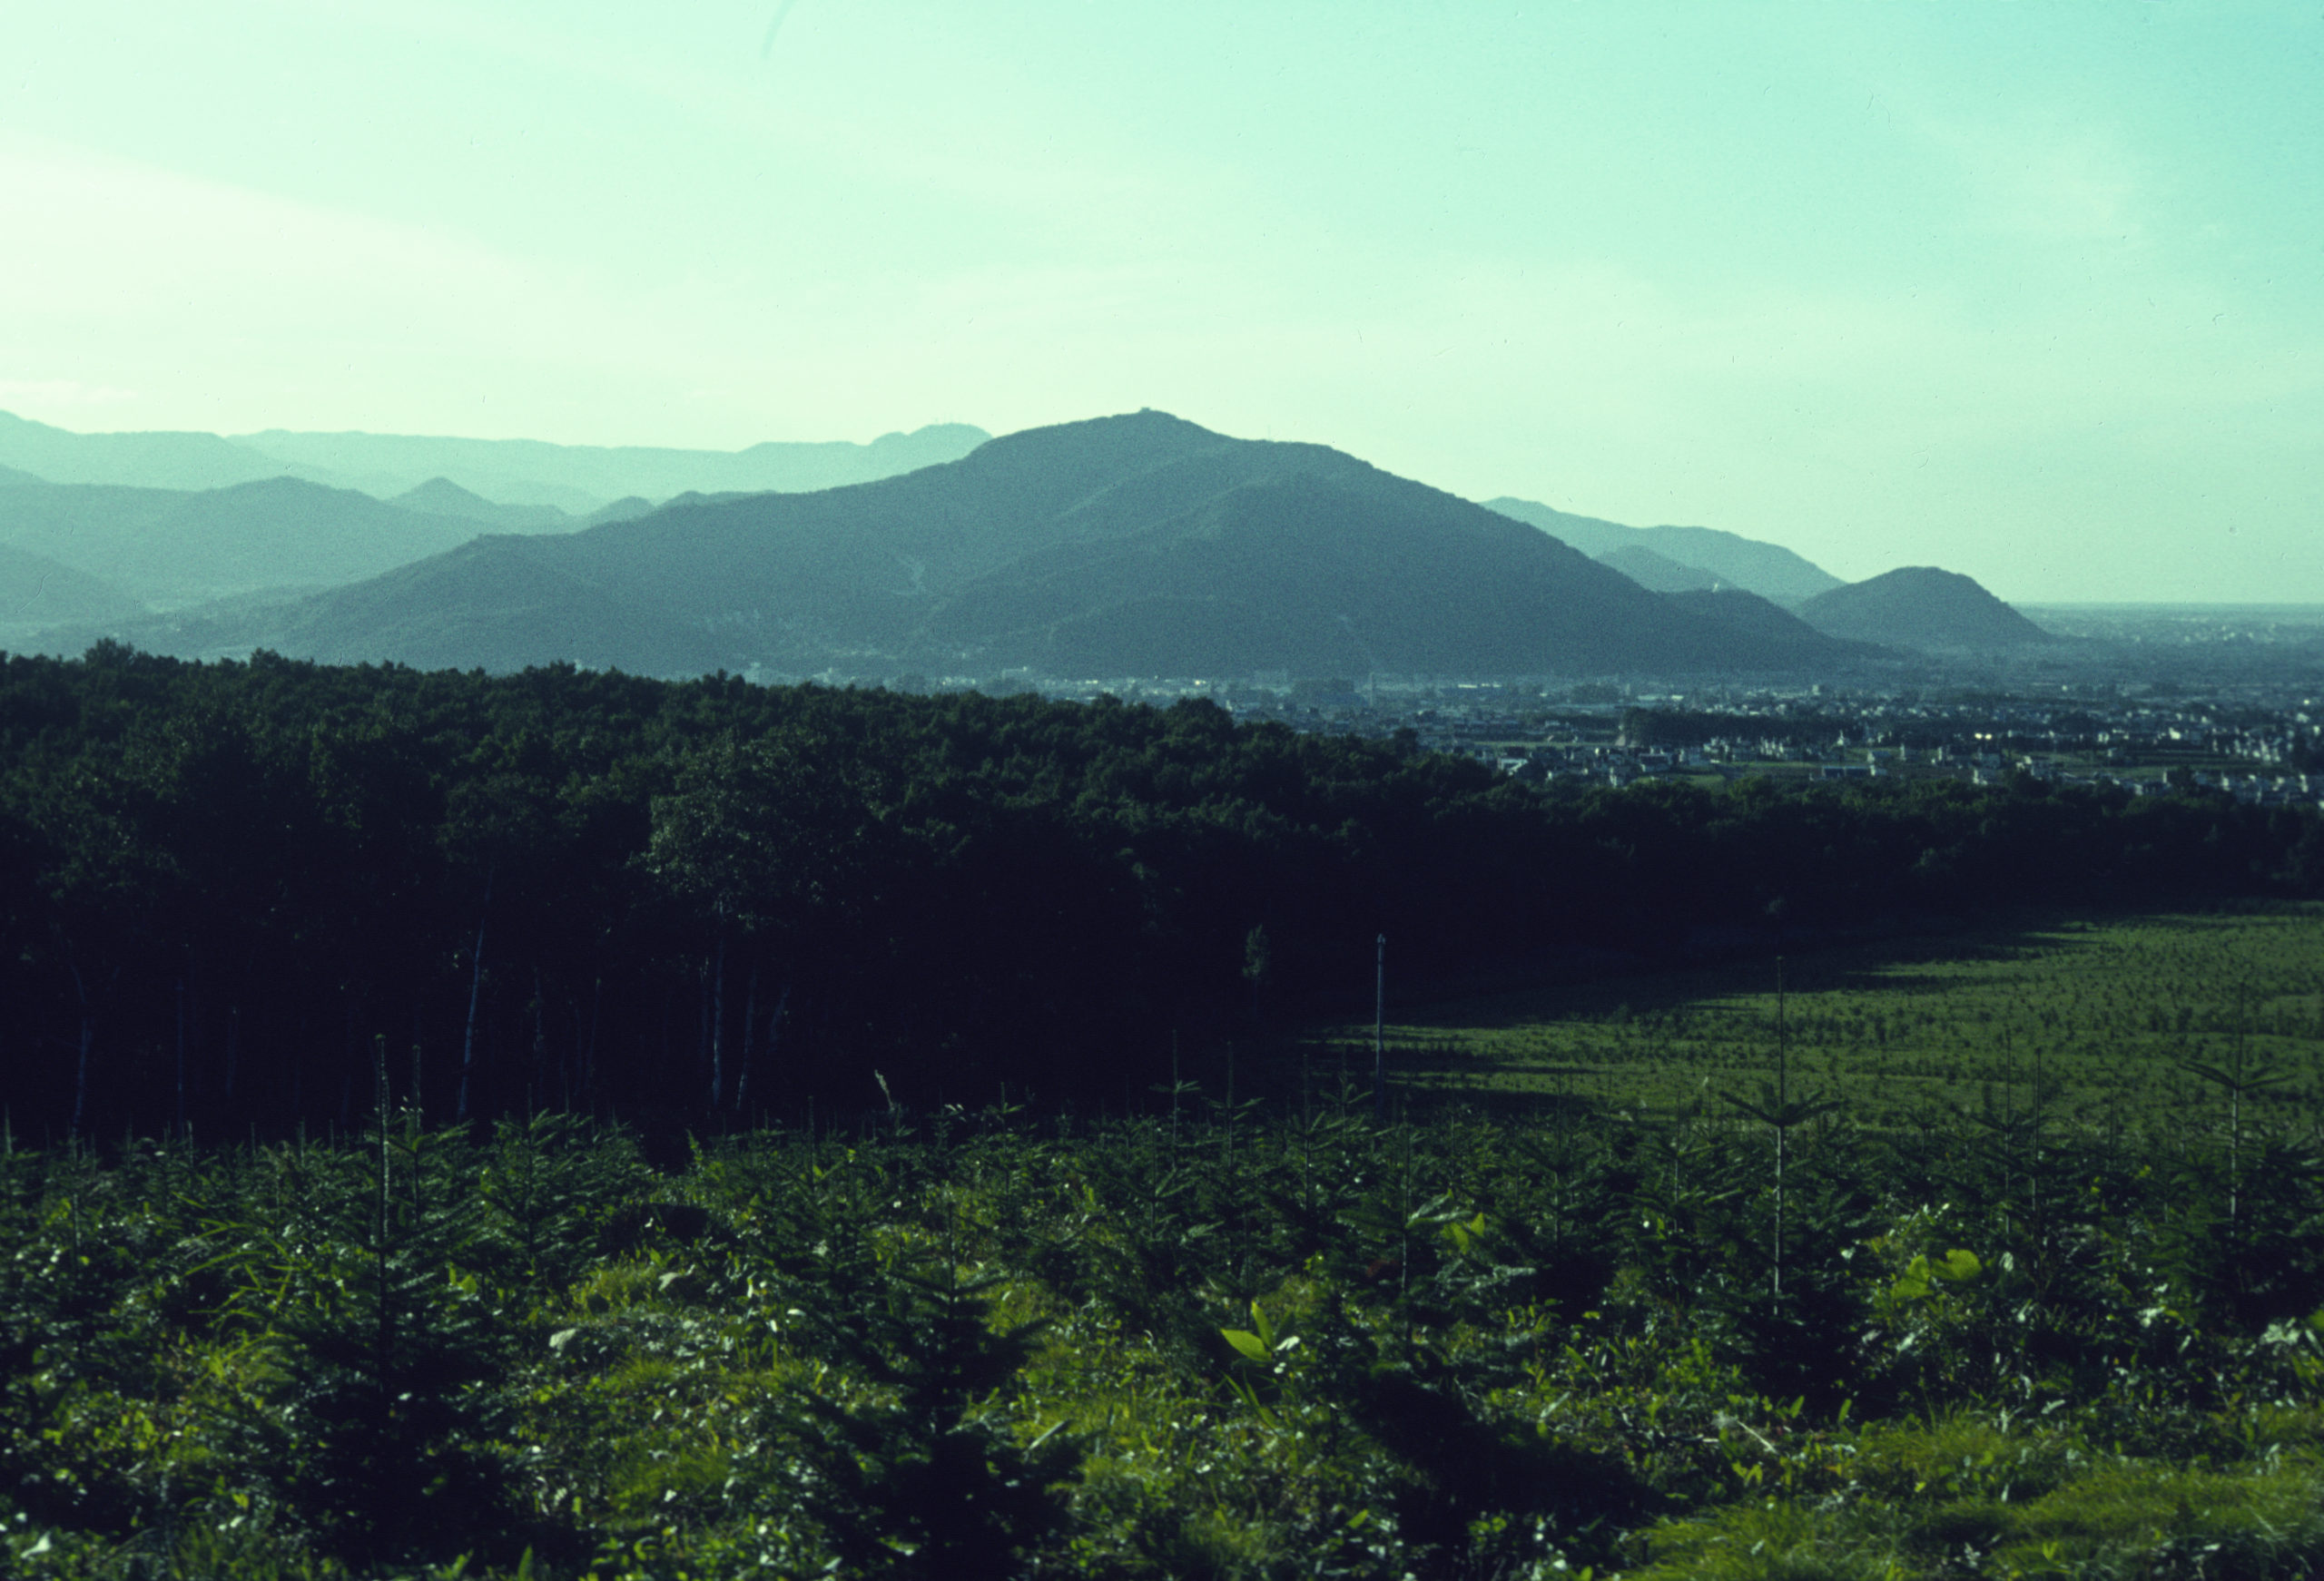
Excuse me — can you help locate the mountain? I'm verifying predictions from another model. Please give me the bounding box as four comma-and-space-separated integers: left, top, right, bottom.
1794, 567, 2057, 650
123, 412, 1865, 678
390, 477, 574, 533
1597, 545, 1722, 594
0, 410, 291, 492
583, 496, 656, 526
1484, 497, 1845, 604
0, 410, 991, 512
0, 542, 145, 629
231, 424, 993, 510
0, 476, 480, 605
0, 462, 48, 487
130, 536, 725, 676
1659, 586, 1856, 653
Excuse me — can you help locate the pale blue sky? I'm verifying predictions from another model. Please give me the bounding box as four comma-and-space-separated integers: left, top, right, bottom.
2, 2, 2318, 600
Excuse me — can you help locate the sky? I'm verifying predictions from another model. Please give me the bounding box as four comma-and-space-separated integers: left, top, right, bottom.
1, 2, 2319, 603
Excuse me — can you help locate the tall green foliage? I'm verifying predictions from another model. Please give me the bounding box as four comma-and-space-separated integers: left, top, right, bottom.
4, 1096, 2324, 1578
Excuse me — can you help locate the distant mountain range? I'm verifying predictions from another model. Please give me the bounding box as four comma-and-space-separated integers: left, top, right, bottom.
232, 424, 994, 513
1794, 567, 2058, 651
0, 412, 290, 495
0, 410, 990, 513
98, 412, 1866, 679
1486, 497, 2061, 655
0, 414, 995, 632
0, 476, 479, 607
0, 406, 2063, 678
1483, 498, 1846, 604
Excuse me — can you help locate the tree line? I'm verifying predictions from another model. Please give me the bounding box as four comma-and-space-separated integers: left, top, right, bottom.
0, 642, 2315, 1140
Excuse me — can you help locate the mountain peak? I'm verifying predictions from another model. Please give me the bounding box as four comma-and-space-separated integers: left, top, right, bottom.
1796, 566, 2055, 650
970, 410, 1226, 467
395, 476, 494, 510
388, 476, 573, 531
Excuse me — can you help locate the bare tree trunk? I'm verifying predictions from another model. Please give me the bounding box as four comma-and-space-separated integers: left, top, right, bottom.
529, 967, 546, 1117
67, 963, 93, 1140
708, 932, 727, 1113
584, 976, 602, 1111
458, 869, 494, 1123
175, 975, 189, 1136
562, 992, 577, 1113
733, 961, 758, 1116
340, 1002, 358, 1128
761, 981, 792, 1115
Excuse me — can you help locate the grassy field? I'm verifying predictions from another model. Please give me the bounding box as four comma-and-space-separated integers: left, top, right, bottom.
1315, 901, 2324, 1131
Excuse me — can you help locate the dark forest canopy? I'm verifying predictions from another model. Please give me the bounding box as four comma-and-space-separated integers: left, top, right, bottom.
0, 643, 2316, 1142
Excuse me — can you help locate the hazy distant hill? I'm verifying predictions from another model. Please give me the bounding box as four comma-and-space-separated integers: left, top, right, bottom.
0, 541, 144, 628
1485, 497, 1845, 604
0, 410, 991, 513
0, 462, 48, 488
1597, 545, 1722, 594
391, 477, 573, 533
583, 496, 656, 526
135, 411, 1862, 678
0, 410, 290, 492
1796, 567, 2057, 650
0, 476, 479, 605
231, 424, 992, 511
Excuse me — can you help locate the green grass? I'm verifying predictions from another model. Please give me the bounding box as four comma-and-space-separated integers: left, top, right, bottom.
1630, 1419, 2324, 1581
1315, 903, 2324, 1130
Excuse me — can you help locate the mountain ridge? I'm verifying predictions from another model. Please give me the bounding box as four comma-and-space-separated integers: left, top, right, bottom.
0, 476, 483, 606
0, 409, 993, 512
1484, 496, 1845, 604
108, 411, 1866, 679
231, 422, 992, 508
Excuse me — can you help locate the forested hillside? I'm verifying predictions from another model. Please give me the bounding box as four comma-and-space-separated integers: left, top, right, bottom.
0, 643, 2315, 1142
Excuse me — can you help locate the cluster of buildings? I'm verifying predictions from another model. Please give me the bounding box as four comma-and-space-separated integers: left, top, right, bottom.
1200, 676, 2324, 814
888, 664, 2321, 816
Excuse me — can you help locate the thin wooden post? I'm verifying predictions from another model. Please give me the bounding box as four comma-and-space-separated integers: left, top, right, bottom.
1374, 934, 1387, 1122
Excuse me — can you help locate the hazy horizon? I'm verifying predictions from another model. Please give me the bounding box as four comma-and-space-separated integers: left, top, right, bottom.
5, 3, 2319, 604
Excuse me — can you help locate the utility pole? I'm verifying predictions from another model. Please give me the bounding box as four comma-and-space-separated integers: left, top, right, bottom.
1374, 934, 1387, 1121
1775, 955, 1787, 1301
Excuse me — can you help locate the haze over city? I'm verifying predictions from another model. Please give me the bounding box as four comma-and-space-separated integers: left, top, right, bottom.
3, 2, 2320, 604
